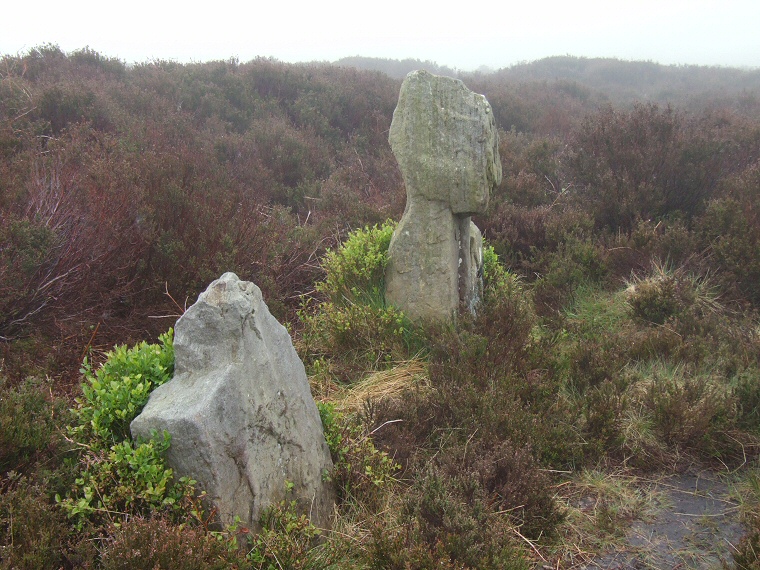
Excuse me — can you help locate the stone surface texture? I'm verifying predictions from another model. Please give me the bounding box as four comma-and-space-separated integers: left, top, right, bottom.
385, 70, 501, 322
130, 272, 334, 530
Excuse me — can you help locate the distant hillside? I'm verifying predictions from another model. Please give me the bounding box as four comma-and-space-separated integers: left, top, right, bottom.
478, 56, 760, 107
336, 54, 760, 110
333, 56, 459, 79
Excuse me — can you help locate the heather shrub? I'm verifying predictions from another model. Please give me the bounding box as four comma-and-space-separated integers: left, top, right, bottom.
0, 478, 85, 570
638, 364, 732, 452
368, 469, 530, 570
0, 377, 67, 475
698, 191, 760, 304
0, 217, 57, 337
0, 126, 150, 344
569, 103, 720, 232
625, 261, 722, 327
533, 235, 608, 312
99, 516, 234, 570
463, 439, 563, 538
734, 369, 760, 433
373, 328, 572, 536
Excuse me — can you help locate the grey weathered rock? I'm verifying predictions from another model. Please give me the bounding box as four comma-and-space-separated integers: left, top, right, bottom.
385, 70, 501, 322
130, 272, 334, 531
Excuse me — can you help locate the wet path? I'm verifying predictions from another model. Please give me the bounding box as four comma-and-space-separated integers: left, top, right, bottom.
581, 471, 743, 569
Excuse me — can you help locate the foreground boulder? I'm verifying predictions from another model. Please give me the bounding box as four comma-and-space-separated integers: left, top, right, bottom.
131, 272, 334, 530
385, 70, 501, 322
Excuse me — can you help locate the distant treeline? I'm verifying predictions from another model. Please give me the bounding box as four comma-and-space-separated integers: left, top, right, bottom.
333, 56, 459, 79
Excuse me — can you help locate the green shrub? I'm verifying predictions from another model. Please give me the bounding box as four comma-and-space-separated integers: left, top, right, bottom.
300, 299, 423, 380
317, 402, 399, 511
59, 329, 197, 529
317, 220, 395, 305
73, 329, 174, 443
58, 432, 196, 528
245, 491, 323, 570
300, 221, 426, 379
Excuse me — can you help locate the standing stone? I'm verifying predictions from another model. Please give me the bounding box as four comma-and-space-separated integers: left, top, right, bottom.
130, 272, 334, 531
385, 70, 501, 323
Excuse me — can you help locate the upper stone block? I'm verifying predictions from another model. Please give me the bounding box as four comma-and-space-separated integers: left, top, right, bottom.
388, 70, 502, 215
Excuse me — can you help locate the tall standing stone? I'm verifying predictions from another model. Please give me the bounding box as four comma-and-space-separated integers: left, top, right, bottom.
385, 70, 501, 322
130, 272, 335, 531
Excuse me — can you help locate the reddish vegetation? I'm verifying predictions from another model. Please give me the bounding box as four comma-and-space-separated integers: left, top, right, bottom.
1, 46, 759, 384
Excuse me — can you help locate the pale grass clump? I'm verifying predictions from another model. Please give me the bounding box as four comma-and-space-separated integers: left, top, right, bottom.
329, 358, 429, 413
551, 470, 662, 567
625, 259, 723, 325
618, 408, 668, 467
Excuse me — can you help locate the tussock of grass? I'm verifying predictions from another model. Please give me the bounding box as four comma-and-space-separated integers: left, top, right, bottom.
329, 358, 429, 413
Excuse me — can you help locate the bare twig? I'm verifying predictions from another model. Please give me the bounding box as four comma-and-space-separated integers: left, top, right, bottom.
80, 322, 100, 361
513, 526, 547, 562
369, 419, 403, 435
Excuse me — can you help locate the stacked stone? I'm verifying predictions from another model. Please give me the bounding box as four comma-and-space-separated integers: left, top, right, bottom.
385, 70, 502, 323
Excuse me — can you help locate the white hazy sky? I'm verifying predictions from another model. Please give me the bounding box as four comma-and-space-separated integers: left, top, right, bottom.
3, 0, 759, 70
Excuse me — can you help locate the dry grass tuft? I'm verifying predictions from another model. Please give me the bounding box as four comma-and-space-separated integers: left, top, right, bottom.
329, 358, 429, 413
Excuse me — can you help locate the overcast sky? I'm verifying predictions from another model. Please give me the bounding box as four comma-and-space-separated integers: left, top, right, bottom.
3, 0, 759, 70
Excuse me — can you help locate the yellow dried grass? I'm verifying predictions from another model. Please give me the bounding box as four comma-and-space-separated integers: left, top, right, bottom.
331, 358, 429, 413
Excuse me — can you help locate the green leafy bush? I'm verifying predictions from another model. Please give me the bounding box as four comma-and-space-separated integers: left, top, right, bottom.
74, 329, 174, 443
245, 492, 323, 570
59, 329, 197, 528
300, 221, 426, 379
317, 220, 395, 305
59, 432, 196, 528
